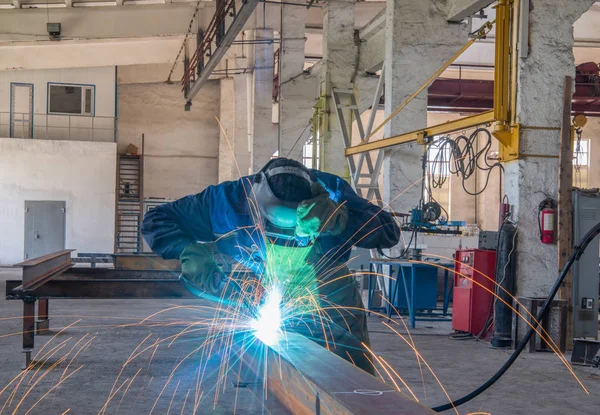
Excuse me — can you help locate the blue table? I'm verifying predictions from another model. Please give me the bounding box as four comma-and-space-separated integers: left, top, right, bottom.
368, 259, 454, 329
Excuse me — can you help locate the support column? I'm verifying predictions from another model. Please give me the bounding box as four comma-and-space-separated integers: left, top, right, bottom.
383, 0, 468, 217
218, 77, 236, 182
278, 4, 314, 161
234, 75, 251, 177
249, 28, 278, 172
506, 0, 594, 298
320, 0, 357, 179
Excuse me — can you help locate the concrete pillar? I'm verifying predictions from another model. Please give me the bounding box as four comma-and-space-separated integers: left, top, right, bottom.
234, 75, 251, 177
218, 78, 236, 182
278, 4, 314, 161
248, 28, 278, 172
383, 0, 468, 217
506, 0, 594, 297
320, 0, 357, 179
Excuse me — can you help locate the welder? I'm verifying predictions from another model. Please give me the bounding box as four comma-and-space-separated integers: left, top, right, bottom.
141, 158, 400, 375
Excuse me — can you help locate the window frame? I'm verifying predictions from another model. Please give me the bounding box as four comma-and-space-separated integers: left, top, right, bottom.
573, 139, 590, 167
427, 140, 452, 178
47, 82, 96, 117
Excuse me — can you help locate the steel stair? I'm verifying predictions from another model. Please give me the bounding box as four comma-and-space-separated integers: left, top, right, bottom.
116, 154, 143, 253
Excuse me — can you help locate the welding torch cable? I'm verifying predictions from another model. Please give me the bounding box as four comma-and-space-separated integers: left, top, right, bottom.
431, 221, 600, 412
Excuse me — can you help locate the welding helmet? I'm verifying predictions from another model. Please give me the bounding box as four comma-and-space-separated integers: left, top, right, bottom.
253, 160, 313, 240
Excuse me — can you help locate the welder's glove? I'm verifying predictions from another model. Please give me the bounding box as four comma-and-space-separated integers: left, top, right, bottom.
295, 182, 349, 239
179, 242, 227, 296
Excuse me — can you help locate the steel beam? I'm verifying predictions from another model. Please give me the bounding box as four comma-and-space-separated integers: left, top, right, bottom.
185, 0, 261, 103
345, 110, 494, 155
234, 332, 434, 415
15, 249, 75, 291
114, 254, 181, 271
6, 279, 196, 300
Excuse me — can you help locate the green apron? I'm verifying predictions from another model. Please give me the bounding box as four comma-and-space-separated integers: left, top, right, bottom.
263, 242, 374, 375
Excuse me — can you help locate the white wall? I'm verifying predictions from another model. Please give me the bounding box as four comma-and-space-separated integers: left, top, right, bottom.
117, 77, 220, 200
0, 138, 116, 265
0, 66, 116, 142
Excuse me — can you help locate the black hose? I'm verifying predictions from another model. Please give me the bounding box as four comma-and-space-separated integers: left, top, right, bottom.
431, 221, 600, 412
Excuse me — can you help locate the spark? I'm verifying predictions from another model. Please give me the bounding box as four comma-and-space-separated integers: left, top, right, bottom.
250, 286, 283, 346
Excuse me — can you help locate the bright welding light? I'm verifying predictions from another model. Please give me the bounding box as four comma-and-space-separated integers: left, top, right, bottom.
251, 286, 283, 346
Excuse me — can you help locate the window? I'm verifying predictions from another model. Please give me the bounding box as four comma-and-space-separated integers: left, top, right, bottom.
48, 83, 94, 116
427, 141, 451, 177
302, 135, 319, 169
573, 139, 589, 167
573, 139, 590, 188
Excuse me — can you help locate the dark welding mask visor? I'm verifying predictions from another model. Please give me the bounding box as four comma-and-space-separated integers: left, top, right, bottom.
253, 166, 312, 230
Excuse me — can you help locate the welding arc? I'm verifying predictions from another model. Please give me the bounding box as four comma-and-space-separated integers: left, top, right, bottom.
431, 221, 600, 412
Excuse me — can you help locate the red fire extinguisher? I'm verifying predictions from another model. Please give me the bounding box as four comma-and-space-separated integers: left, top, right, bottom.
539, 198, 556, 244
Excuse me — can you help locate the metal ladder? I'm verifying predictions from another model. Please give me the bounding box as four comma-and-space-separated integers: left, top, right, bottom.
331, 71, 391, 309
116, 154, 143, 253
331, 68, 385, 206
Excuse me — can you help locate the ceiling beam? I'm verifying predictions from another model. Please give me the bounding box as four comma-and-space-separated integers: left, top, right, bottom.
0, 4, 211, 41
447, 0, 495, 22
186, 0, 260, 102
0, 36, 185, 71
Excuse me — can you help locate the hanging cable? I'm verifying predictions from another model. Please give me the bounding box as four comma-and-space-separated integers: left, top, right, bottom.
427, 128, 504, 197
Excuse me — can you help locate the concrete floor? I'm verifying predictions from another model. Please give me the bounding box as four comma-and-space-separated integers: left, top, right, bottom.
1, 272, 599, 414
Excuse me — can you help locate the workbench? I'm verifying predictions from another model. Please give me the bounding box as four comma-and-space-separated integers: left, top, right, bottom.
368, 259, 454, 329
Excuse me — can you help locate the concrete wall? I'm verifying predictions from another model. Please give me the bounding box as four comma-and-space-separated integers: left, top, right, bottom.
0, 138, 116, 265
117, 79, 220, 200
0, 66, 116, 142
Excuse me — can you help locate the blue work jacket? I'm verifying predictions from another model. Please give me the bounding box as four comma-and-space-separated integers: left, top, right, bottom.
141, 170, 399, 275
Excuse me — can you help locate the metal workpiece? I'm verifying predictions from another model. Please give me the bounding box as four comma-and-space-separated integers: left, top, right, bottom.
6, 279, 196, 300
113, 253, 181, 271
15, 249, 75, 291
233, 332, 434, 415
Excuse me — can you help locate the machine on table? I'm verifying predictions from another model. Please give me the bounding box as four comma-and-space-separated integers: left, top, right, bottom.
368, 259, 454, 329
366, 201, 464, 328
400, 202, 462, 237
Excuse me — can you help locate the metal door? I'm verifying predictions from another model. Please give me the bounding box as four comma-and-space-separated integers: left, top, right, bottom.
24, 201, 66, 260
10, 83, 33, 138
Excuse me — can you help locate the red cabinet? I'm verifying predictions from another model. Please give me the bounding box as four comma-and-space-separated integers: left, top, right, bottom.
452, 249, 496, 336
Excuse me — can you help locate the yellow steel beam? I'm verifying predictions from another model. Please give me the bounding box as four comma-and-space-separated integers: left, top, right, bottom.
492, 0, 520, 162
493, 0, 510, 124
345, 110, 494, 156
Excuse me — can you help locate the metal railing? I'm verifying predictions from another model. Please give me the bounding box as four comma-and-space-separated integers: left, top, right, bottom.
0, 112, 116, 142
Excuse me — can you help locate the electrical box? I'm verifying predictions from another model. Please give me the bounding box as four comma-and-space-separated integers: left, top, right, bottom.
452, 249, 497, 336
572, 190, 600, 339
478, 231, 498, 250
